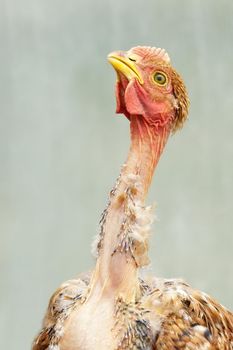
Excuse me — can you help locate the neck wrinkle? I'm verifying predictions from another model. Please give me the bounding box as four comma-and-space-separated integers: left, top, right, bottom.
126, 115, 171, 200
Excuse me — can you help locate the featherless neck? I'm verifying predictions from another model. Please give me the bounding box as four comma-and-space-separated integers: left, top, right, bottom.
125, 116, 171, 200
91, 114, 172, 300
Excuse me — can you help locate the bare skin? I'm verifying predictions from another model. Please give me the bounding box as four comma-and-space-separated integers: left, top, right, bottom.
33, 46, 233, 350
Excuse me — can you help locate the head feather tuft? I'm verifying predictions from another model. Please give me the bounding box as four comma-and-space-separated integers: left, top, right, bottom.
171, 68, 190, 132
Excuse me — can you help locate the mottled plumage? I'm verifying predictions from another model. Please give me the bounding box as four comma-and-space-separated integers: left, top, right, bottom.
33, 46, 233, 350
33, 276, 233, 349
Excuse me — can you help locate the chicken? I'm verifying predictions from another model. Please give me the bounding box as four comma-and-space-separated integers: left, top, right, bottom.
32, 46, 233, 350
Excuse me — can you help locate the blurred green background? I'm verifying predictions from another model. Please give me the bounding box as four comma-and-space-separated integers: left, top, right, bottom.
0, 0, 233, 349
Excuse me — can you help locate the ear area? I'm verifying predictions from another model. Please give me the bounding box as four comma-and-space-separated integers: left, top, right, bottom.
171, 69, 190, 132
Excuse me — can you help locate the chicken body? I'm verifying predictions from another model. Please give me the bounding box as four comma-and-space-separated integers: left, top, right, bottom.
33, 275, 233, 349
32, 46, 233, 350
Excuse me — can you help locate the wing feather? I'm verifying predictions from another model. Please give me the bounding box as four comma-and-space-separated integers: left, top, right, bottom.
32, 277, 89, 350
147, 278, 233, 349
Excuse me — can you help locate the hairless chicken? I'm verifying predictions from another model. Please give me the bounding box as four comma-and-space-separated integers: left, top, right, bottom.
33, 46, 233, 350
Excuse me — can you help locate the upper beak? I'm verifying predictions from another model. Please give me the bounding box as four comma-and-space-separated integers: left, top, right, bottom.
107, 51, 143, 84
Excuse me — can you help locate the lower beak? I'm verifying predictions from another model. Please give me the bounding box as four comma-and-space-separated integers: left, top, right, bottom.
107, 51, 143, 84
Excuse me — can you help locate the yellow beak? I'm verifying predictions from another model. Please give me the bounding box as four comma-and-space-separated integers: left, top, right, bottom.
107, 52, 143, 84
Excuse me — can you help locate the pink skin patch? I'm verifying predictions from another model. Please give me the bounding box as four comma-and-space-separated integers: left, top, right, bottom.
115, 77, 175, 134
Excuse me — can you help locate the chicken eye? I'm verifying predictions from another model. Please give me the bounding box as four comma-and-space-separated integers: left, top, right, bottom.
153, 72, 167, 86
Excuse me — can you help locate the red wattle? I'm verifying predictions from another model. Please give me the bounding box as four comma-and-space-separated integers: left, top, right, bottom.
115, 81, 130, 119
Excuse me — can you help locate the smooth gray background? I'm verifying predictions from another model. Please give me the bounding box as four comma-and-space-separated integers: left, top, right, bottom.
0, 0, 233, 349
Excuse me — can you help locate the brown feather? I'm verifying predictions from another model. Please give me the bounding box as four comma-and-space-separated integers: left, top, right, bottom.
171, 68, 190, 132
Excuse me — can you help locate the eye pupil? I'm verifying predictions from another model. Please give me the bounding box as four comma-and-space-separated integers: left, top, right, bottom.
153, 72, 167, 85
